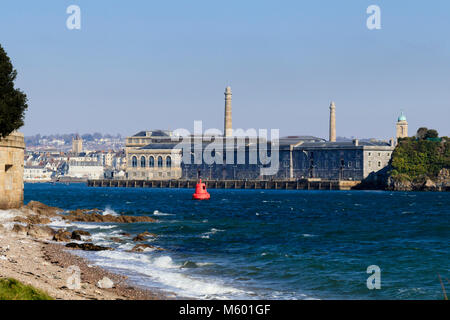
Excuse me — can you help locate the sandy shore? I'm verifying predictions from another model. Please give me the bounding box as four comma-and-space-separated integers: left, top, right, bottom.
0, 205, 167, 300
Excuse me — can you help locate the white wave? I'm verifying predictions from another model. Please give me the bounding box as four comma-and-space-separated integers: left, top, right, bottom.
153, 210, 174, 216
70, 223, 117, 230
88, 250, 250, 299
200, 228, 225, 239
102, 207, 120, 216
118, 243, 135, 250
302, 234, 317, 237
47, 217, 74, 228
0, 209, 24, 223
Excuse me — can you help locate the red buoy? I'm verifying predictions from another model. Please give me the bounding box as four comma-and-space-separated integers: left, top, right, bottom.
192, 179, 210, 200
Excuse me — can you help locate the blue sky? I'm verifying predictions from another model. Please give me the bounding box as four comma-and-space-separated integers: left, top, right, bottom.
1, 0, 449, 139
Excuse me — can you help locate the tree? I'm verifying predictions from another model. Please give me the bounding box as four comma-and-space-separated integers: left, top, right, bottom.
0, 44, 28, 138
416, 127, 428, 140
424, 129, 439, 139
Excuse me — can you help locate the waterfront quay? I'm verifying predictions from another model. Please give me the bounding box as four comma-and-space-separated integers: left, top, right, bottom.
87, 179, 361, 191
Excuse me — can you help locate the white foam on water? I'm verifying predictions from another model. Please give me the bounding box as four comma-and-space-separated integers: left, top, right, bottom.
302, 234, 317, 237
153, 210, 174, 216
71, 223, 117, 230
0, 209, 19, 222
87, 250, 250, 299
200, 227, 225, 239
48, 217, 74, 228
102, 206, 120, 216
118, 242, 135, 250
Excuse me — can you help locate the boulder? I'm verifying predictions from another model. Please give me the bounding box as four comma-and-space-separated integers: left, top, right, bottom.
65, 243, 113, 251
64, 211, 156, 223
27, 215, 51, 225
131, 244, 164, 252
25, 201, 60, 217
132, 231, 157, 242
423, 179, 437, 191
110, 237, 123, 243
12, 224, 28, 236
27, 225, 56, 240
53, 229, 72, 242
71, 230, 91, 240
96, 277, 114, 289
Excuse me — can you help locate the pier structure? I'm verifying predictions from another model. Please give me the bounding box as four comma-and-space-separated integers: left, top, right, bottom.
87, 179, 361, 191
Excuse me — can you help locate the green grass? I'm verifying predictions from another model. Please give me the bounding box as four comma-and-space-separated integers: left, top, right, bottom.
0, 278, 53, 300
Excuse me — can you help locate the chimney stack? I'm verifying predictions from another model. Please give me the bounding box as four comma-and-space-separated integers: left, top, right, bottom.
224, 86, 232, 137
329, 101, 336, 142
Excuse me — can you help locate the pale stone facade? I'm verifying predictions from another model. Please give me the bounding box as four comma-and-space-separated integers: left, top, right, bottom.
224, 86, 232, 137
0, 132, 25, 209
125, 130, 182, 180
329, 101, 336, 142
396, 112, 408, 140
126, 148, 182, 180
72, 136, 83, 154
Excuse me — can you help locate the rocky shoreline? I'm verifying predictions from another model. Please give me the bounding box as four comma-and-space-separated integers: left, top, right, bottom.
0, 201, 170, 300
357, 167, 450, 192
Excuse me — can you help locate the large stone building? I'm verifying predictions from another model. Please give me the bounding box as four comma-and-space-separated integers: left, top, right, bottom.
125, 87, 398, 181
125, 130, 182, 180
0, 132, 25, 209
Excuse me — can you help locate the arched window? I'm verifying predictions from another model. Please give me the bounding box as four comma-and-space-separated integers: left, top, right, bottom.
166, 156, 172, 168
132, 156, 137, 168
149, 156, 154, 168
141, 156, 146, 168
158, 156, 163, 168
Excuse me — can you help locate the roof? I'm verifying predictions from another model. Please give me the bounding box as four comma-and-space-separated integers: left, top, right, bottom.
132, 130, 172, 137
279, 136, 326, 146
294, 140, 393, 150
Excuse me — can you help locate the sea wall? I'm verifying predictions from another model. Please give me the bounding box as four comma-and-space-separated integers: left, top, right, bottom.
0, 132, 25, 209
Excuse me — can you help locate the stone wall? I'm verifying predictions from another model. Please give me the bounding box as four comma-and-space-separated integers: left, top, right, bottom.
0, 132, 25, 209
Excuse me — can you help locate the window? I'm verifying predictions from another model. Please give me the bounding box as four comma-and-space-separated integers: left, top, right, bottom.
149, 156, 154, 167
132, 156, 137, 168
368, 161, 372, 167
368, 152, 372, 156
166, 156, 172, 168
158, 156, 163, 168
348, 161, 352, 167
140, 156, 146, 168
378, 161, 382, 167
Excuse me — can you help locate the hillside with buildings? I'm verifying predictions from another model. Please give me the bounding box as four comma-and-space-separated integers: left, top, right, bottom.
24, 135, 127, 182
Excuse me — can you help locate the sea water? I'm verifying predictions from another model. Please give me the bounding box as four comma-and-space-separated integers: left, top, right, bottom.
24, 183, 449, 299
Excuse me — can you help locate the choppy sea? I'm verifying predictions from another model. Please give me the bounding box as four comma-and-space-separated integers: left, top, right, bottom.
24, 183, 449, 299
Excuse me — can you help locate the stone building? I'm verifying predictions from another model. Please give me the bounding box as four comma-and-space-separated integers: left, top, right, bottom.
278, 138, 394, 181
0, 132, 25, 209
125, 130, 182, 180
72, 135, 83, 154
396, 112, 408, 140
124, 87, 397, 182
